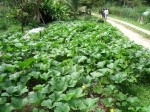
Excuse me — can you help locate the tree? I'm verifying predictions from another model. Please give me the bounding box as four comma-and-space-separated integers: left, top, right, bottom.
64, 0, 80, 17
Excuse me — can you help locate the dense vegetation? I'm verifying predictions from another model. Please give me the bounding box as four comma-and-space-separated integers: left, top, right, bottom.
0, 20, 150, 112
0, 0, 150, 112
0, 0, 150, 32
109, 6, 150, 26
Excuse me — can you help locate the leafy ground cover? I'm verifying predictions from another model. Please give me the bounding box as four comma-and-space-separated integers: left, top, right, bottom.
0, 20, 150, 112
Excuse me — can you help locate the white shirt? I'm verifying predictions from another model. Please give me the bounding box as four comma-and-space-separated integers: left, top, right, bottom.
142, 11, 150, 16
104, 9, 109, 15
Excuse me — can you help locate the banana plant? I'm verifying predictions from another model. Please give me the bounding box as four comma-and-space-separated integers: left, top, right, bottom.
64, 0, 80, 17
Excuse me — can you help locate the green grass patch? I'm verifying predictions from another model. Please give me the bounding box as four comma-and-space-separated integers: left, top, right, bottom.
132, 84, 150, 107
0, 18, 39, 37
120, 81, 150, 107
110, 14, 150, 31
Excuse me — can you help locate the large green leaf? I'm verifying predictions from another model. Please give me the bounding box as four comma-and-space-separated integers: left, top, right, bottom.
49, 77, 68, 92
41, 99, 53, 109
115, 92, 127, 101
0, 73, 6, 82
110, 73, 127, 83
32, 108, 46, 112
5, 86, 17, 94
73, 56, 87, 64
126, 97, 139, 104
101, 98, 113, 107
9, 72, 22, 81
40, 72, 50, 81
11, 97, 28, 109
0, 103, 13, 112
63, 88, 84, 101
28, 92, 45, 104
90, 71, 104, 78
49, 91, 64, 102
33, 84, 45, 91
41, 84, 52, 94
28, 71, 40, 79
54, 102, 70, 112
83, 98, 98, 110
15, 43, 23, 47
0, 97, 6, 104
16, 85, 28, 95
18, 57, 35, 68
107, 63, 115, 69
97, 61, 106, 68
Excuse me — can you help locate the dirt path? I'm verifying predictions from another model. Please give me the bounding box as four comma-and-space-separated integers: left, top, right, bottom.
108, 17, 150, 35
92, 13, 150, 49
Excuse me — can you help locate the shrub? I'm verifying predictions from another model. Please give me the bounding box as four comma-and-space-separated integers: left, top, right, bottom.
0, 18, 9, 31
40, 0, 70, 23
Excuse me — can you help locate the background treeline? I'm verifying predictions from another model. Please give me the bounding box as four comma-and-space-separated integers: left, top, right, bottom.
0, 0, 150, 32
0, 0, 71, 32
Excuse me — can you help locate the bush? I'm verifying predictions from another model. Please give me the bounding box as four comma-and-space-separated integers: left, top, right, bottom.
40, 0, 70, 23
0, 18, 9, 31
144, 12, 150, 24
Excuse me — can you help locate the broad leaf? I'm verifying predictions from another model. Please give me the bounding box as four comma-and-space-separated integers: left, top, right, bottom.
5, 86, 17, 94
54, 103, 70, 112
0, 97, 6, 104
90, 71, 104, 78
28, 92, 45, 104
33, 84, 45, 91
18, 57, 35, 68
84, 98, 98, 110
97, 61, 106, 68
11, 97, 28, 109
110, 73, 127, 83
41, 99, 53, 109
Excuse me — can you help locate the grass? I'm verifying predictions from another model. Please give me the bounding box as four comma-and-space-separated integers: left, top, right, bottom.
0, 24, 32, 37
108, 15, 150, 39
124, 82, 150, 107
0, 18, 41, 37
110, 14, 150, 31
134, 84, 150, 106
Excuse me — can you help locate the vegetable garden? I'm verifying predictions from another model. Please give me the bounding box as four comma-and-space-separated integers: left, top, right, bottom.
0, 20, 150, 112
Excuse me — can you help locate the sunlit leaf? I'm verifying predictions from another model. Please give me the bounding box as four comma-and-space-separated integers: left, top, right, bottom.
41, 99, 53, 109
11, 97, 28, 109
54, 103, 70, 112
18, 57, 35, 68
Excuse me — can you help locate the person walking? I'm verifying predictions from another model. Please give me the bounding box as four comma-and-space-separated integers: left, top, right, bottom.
138, 9, 150, 24
99, 8, 105, 18
103, 8, 109, 20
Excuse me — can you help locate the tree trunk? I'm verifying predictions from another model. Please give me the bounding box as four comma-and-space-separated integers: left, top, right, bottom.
21, 0, 24, 33
34, 0, 45, 24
